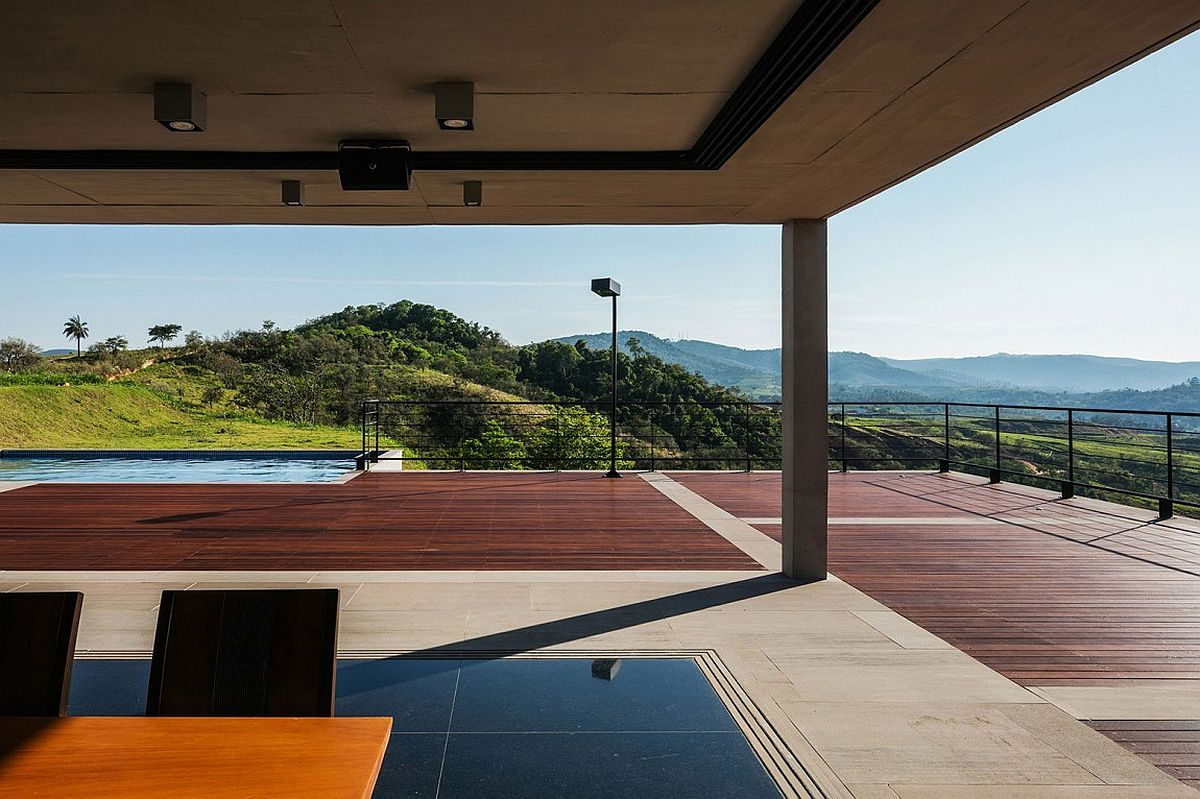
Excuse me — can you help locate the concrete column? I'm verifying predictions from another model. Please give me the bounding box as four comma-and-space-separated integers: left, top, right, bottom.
781, 219, 828, 581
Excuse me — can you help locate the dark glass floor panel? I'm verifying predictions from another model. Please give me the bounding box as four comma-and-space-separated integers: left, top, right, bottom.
67, 659, 150, 716
450, 657, 740, 732
68, 657, 782, 798
336, 658, 461, 732
440, 732, 780, 799
373, 734, 446, 799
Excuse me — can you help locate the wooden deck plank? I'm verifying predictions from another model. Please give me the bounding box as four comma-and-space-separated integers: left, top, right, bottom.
1087, 720, 1200, 790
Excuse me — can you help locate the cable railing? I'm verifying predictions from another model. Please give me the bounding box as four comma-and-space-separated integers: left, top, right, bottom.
360, 399, 1200, 518
830, 401, 1200, 518
359, 399, 783, 472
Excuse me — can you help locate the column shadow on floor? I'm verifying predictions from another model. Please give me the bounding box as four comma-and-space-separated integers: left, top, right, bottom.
339, 572, 805, 690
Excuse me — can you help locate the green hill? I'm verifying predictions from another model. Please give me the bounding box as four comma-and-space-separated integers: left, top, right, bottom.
0, 334, 527, 450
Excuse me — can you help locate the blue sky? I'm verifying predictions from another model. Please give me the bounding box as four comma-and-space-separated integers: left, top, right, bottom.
2, 32, 1197, 360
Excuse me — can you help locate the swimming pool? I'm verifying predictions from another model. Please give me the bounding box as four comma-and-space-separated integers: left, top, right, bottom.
0, 453, 355, 483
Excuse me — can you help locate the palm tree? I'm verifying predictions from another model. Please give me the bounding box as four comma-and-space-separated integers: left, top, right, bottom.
62, 315, 89, 357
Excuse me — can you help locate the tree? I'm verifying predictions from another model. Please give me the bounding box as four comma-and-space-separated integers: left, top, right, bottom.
526, 406, 620, 469
62, 315, 89, 357
0, 337, 42, 371
184, 330, 204, 349
200, 385, 225, 408
460, 420, 527, 469
147, 323, 183, 349
102, 336, 128, 354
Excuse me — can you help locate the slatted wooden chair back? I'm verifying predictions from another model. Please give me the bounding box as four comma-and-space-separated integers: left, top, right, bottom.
147, 589, 339, 717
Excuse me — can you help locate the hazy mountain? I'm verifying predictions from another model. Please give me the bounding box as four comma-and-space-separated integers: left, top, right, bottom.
828, 352, 968, 389
881, 354, 1200, 392
551, 333, 1200, 397
553, 331, 775, 389
550, 332, 960, 398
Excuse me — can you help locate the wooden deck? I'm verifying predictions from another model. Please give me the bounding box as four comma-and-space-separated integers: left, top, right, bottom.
0, 472, 761, 571
672, 470, 1200, 687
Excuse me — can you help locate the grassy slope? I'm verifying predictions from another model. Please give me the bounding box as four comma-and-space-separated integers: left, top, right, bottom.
0, 361, 525, 450
0, 384, 366, 449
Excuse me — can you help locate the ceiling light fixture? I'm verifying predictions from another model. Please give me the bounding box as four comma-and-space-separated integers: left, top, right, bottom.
435, 82, 474, 131
462, 180, 482, 207
281, 180, 305, 207
154, 83, 206, 132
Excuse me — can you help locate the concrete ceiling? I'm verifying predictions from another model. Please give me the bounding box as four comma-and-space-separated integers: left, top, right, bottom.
0, 0, 1196, 224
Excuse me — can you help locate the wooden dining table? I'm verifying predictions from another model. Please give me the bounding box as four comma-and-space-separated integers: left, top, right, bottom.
0, 716, 392, 798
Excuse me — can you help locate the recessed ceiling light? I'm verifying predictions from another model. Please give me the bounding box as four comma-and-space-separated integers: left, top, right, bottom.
463, 180, 482, 207
281, 180, 305, 207
154, 83, 206, 132
435, 82, 474, 131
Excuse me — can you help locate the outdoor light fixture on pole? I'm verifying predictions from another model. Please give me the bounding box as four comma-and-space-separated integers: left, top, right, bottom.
590, 277, 621, 478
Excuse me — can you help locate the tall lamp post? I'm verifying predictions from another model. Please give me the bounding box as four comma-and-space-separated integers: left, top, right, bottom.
590, 277, 621, 478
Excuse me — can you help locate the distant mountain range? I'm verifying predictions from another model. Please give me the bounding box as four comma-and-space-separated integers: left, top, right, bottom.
551, 331, 1200, 398
878, 354, 1200, 392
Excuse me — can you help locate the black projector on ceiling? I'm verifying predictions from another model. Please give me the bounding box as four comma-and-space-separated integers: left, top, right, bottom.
338, 140, 412, 190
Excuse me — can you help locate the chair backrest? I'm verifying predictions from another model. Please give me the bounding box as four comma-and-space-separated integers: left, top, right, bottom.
147, 589, 339, 717
0, 592, 83, 716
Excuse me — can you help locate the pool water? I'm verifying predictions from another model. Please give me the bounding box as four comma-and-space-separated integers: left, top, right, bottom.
0, 456, 353, 483
69, 657, 783, 798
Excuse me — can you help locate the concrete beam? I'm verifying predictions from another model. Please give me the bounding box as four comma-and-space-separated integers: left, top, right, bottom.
781, 219, 828, 580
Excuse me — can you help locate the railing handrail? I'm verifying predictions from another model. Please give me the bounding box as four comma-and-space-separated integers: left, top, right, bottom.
837, 400, 1200, 419
362, 398, 783, 408
364, 396, 1200, 420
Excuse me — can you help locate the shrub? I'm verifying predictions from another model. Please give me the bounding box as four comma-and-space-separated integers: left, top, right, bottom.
201, 385, 225, 408
0, 338, 43, 372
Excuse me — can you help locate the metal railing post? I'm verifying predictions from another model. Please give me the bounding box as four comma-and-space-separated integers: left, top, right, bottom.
359, 401, 368, 470
1162, 413, 1175, 519
373, 401, 380, 462
649, 404, 657, 472
940, 403, 950, 472
744, 401, 752, 472
458, 406, 466, 472
1062, 409, 1074, 498
990, 405, 1002, 483
840, 403, 848, 472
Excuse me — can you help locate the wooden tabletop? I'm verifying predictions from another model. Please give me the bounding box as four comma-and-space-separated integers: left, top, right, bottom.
0, 716, 392, 798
